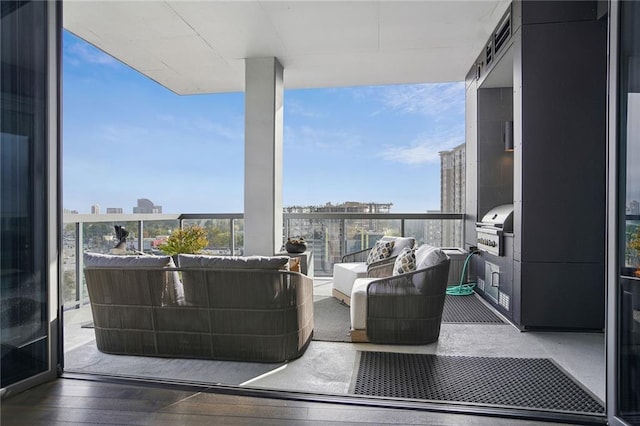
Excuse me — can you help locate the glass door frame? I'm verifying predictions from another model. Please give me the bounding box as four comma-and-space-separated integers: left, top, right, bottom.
607, 0, 620, 422
0, 0, 62, 397
607, 1, 640, 424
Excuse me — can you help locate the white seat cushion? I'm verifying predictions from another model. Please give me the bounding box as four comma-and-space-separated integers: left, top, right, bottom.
332, 262, 368, 296
382, 236, 416, 257
350, 278, 376, 330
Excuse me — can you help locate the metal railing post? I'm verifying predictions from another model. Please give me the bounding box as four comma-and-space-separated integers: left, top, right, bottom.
75, 222, 84, 306
138, 220, 144, 252
230, 218, 235, 255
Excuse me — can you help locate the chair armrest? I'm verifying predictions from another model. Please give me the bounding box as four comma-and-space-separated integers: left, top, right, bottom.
366, 258, 396, 278
366, 274, 419, 296
341, 247, 372, 263
367, 260, 450, 296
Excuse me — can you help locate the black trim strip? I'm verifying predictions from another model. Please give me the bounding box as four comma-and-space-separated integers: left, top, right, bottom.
60, 372, 607, 425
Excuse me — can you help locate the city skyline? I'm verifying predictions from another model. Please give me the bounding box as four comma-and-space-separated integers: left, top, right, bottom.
63, 30, 465, 214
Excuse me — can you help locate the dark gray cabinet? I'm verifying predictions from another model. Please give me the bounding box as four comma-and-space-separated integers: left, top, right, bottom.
467, 1, 606, 330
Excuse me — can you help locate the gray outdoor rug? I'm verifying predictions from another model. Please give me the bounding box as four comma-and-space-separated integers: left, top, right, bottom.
442, 294, 505, 324
312, 297, 351, 342
351, 352, 604, 414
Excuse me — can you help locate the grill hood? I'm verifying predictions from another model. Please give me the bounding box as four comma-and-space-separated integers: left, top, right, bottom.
477, 204, 514, 233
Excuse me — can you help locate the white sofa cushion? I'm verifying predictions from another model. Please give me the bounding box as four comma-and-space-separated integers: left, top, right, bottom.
414, 244, 449, 270
178, 254, 290, 270
84, 252, 172, 267
350, 278, 376, 330
413, 244, 449, 291
83, 252, 184, 306
382, 236, 416, 257
333, 262, 368, 296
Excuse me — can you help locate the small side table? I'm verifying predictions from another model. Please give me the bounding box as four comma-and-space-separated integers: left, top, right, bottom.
277, 250, 314, 278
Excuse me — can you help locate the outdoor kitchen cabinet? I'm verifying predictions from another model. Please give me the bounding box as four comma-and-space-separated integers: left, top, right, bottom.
466, 0, 606, 331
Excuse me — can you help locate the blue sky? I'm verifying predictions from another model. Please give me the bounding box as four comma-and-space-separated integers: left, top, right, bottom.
63, 31, 465, 214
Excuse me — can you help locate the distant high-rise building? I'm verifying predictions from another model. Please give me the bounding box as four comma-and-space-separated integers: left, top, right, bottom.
90, 204, 100, 214
439, 144, 465, 247
629, 200, 640, 215
133, 198, 162, 214
106, 207, 123, 214
440, 143, 466, 213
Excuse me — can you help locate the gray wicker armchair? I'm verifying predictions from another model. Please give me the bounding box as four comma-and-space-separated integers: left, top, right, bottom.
366, 259, 450, 344
332, 236, 415, 305
350, 245, 450, 344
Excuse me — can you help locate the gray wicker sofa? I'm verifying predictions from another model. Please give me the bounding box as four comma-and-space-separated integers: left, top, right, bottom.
83, 252, 314, 362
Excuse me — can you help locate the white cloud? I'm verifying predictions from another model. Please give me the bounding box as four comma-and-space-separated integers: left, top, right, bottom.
65, 41, 117, 66
378, 132, 463, 165
361, 82, 465, 119
285, 125, 361, 150
100, 124, 151, 144
157, 114, 243, 142
287, 100, 321, 118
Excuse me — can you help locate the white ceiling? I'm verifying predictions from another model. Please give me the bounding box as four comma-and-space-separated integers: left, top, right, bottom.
64, 1, 511, 95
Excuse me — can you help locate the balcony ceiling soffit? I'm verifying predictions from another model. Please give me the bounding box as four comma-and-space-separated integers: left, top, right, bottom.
63, 1, 510, 95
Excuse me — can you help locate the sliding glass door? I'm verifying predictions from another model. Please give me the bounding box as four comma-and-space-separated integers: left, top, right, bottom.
1, 0, 60, 391
611, 1, 640, 424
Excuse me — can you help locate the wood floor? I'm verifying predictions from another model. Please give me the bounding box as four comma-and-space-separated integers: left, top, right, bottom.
0, 377, 567, 425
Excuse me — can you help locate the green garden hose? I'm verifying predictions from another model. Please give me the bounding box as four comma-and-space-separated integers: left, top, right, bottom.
446, 249, 479, 296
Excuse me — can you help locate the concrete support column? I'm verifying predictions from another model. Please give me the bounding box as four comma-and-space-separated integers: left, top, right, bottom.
244, 57, 284, 255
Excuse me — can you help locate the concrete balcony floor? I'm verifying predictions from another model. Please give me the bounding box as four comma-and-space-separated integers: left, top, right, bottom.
63, 278, 605, 406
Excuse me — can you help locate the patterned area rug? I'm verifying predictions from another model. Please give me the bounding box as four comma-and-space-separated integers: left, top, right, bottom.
352, 351, 604, 414
442, 294, 505, 324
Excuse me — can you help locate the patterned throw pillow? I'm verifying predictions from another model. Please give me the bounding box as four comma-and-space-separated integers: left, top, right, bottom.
393, 246, 417, 275
366, 239, 395, 265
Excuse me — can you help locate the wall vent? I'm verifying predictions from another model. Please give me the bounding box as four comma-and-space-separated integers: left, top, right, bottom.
485, 42, 493, 67
499, 291, 510, 310
494, 12, 511, 55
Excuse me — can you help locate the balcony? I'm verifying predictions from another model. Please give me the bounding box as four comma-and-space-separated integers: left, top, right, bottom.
61, 212, 605, 422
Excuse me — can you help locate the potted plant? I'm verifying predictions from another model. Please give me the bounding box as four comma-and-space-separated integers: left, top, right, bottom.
285, 237, 307, 253
159, 225, 208, 261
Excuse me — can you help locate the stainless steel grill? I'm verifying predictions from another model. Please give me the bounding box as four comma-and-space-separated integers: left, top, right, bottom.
475, 204, 514, 256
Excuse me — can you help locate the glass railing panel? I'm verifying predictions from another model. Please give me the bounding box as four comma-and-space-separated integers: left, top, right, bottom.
412, 218, 464, 248
343, 219, 402, 254
284, 216, 463, 276
140, 220, 181, 254
62, 223, 78, 309
624, 217, 640, 275
285, 218, 341, 276
181, 216, 244, 255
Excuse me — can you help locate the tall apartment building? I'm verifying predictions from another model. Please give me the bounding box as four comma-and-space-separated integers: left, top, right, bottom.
90, 204, 100, 214
438, 143, 465, 247
133, 198, 162, 214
